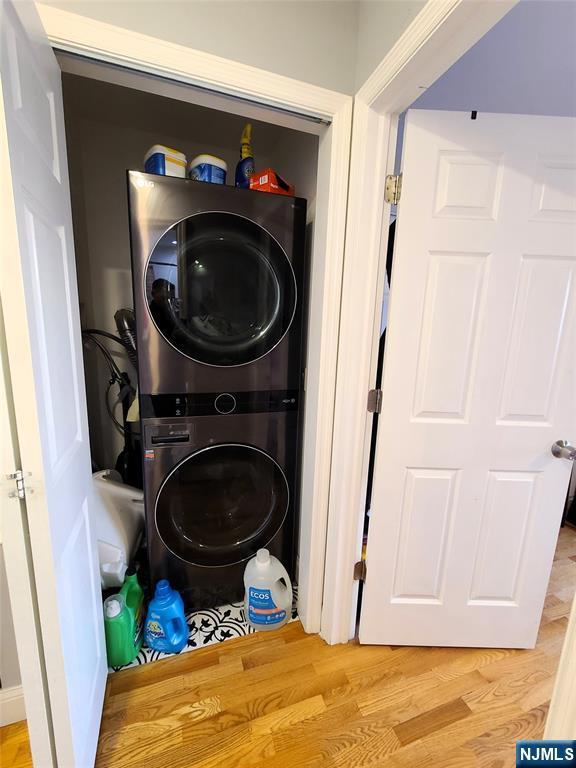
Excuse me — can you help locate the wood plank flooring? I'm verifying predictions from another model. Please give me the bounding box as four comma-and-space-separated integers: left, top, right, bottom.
3, 525, 575, 768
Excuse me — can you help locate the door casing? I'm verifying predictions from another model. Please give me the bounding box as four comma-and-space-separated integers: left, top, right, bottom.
323, 0, 520, 645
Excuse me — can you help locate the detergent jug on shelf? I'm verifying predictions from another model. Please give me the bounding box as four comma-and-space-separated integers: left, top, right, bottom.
144, 579, 188, 654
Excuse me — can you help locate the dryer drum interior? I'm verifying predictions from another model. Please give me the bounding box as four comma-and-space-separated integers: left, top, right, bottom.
146, 212, 297, 366
155, 443, 290, 566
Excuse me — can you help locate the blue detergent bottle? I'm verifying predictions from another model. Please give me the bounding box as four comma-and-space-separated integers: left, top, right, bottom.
144, 579, 188, 654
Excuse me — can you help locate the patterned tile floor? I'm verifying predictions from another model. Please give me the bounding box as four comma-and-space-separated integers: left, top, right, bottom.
111, 591, 298, 672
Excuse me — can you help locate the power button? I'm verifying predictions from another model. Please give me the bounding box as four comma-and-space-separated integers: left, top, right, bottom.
214, 393, 236, 414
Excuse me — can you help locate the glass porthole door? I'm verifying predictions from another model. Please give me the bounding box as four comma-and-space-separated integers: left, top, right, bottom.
155, 444, 289, 566
145, 212, 297, 366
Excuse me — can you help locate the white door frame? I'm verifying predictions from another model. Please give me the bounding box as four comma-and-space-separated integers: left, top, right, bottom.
321, 0, 520, 645
35, 3, 353, 635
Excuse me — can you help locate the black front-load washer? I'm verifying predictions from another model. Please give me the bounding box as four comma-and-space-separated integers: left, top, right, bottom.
140, 396, 300, 610
128, 173, 308, 608
127, 171, 307, 394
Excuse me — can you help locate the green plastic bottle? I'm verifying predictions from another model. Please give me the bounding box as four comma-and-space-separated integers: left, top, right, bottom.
103, 567, 144, 667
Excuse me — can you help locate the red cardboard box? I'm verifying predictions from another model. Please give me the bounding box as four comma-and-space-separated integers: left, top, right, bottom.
249, 168, 295, 196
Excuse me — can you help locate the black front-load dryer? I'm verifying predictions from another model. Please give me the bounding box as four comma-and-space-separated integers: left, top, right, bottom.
140, 392, 300, 609
127, 172, 307, 395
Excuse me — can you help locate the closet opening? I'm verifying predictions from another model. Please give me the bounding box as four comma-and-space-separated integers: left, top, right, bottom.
59, 55, 321, 668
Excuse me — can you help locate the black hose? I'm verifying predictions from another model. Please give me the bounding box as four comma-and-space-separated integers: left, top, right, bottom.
84, 325, 137, 370
105, 379, 125, 435
114, 309, 138, 369
82, 333, 123, 380
82, 325, 136, 436
83, 328, 126, 348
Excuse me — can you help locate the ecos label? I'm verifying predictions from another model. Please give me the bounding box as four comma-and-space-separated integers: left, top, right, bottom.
247, 587, 286, 626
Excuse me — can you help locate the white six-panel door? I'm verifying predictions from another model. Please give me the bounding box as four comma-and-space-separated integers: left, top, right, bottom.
360, 110, 576, 648
0, 1, 107, 764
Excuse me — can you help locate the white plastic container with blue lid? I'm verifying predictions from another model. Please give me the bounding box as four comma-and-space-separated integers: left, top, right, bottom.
188, 154, 227, 185
144, 145, 187, 178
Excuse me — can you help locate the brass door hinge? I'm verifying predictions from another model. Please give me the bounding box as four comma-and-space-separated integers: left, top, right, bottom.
354, 560, 367, 582
385, 174, 402, 205
367, 389, 382, 414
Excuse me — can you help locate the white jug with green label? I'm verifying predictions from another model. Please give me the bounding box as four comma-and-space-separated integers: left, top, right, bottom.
244, 549, 292, 632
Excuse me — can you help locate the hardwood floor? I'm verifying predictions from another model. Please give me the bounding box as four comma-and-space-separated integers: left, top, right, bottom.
3, 525, 575, 768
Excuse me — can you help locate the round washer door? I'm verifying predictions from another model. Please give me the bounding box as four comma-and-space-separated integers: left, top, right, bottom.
155, 444, 289, 566
145, 212, 297, 366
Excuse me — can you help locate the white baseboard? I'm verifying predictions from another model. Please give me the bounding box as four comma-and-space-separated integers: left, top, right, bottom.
0, 684, 26, 726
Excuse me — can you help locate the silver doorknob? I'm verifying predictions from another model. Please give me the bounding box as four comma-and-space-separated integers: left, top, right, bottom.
551, 440, 576, 460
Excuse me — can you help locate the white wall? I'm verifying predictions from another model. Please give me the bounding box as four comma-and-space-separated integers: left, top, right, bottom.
392, 0, 575, 191
412, 0, 576, 116
40, 0, 359, 94
62, 72, 319, 471
39, 0, 434, 94
355, 0, 426, 90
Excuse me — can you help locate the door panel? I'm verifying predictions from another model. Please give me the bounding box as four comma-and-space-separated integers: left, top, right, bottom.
468, 470, 536, 603
413, 251, 487, 420
360, 110, 576, 648
392, 468, 456, 602
0, 2, 106, 765
499, 256, 573, 422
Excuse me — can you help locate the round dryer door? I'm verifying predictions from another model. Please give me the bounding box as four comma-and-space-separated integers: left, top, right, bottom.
155, 444, 289, 566
145, 212, 297, 366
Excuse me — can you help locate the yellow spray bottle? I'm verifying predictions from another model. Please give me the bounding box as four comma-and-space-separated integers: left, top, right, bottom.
235, 123, 255, 188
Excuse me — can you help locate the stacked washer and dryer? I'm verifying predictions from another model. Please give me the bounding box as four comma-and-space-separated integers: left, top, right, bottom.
127, 172, 308, 610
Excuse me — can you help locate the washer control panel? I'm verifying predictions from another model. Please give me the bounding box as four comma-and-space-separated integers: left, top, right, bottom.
214, 393, 236, 414
141, 390, 299, 418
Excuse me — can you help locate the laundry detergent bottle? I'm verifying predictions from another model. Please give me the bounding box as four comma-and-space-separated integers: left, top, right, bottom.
122, 566, 144, 644
235, 122, 255, 188
244, 549, 292, 632
144, 579, 188, 654
103, 567, 143, 667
